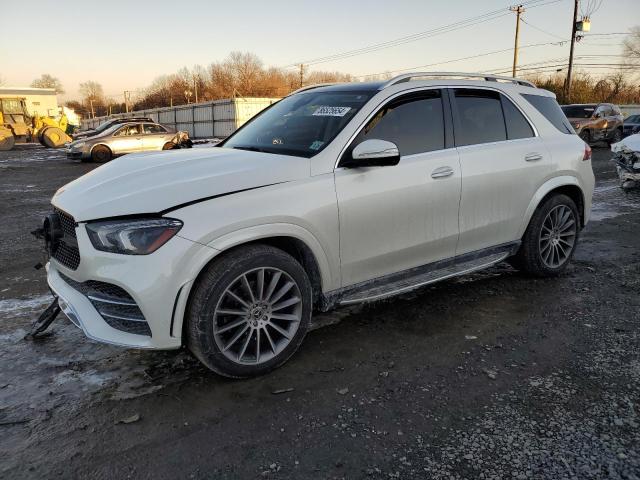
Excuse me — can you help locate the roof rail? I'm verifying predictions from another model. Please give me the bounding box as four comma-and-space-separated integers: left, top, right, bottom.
287, 83, 336, 96
381, 72, 536, 89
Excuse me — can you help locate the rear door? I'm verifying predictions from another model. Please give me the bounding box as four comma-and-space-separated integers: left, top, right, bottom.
452, 88, 552, 255
142, 123, 170, 150
109, 123, 143, 154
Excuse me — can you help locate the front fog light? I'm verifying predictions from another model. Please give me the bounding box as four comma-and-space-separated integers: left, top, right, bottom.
86, 218, 182, 255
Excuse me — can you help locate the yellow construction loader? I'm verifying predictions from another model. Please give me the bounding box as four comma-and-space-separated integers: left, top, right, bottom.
0, 97, 72, 151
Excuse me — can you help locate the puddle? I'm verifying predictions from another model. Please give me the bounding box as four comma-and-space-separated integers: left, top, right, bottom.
590, 180, 640, 222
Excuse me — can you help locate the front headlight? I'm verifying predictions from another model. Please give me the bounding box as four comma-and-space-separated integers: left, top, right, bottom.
72, 142, 85, 149
86, 218, 183, 255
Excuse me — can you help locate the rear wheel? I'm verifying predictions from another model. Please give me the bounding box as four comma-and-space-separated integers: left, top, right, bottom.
512, 194, 579, 277
608, 128, 622, 145
579, 129, 591, 145
162, 142, 176, 150
91, 145, 112, 163
0, 128, 15, 151
186, 244, 312, 378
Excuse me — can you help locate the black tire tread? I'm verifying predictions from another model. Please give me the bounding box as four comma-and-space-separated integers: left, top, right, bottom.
513, 194, 579, 277
186, 244, 312, 378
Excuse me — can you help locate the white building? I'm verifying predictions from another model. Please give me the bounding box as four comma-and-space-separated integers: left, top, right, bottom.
0, 87, 58, 117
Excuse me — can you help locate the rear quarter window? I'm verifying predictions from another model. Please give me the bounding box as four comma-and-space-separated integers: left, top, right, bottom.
521, 94, 574, 134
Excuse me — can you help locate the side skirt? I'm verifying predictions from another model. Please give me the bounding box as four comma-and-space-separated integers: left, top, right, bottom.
320, 241, 520, 310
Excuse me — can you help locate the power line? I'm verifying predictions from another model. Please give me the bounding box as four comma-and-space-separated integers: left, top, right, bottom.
520, 17, 565, 40
353, 40, 568, 80
282, 0, 564, 68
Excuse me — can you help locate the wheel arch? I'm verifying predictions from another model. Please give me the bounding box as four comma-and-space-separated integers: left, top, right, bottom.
171, 226, 336, 341
519, 176, 586, 237
89, 143, 112, 156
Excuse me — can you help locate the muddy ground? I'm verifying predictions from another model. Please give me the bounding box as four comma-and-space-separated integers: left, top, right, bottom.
0, 144, 638, 479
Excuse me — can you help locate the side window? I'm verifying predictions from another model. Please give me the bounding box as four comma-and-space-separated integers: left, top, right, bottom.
500, 94, 534, 140
143, 123, 166, 134
350, 90, 445, 157
453, 89, 507, 146
521, 94, 574, 134
114, 124, 140, 136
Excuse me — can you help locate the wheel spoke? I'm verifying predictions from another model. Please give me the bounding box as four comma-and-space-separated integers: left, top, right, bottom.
255, 329, 261, 363
264, 271, 282, 302
272, 296, 301, 312
267, 321, 291, 339
271, 313, 300, 322
559, 220, 576, 233
217, 309, 247, 316
223, 324, 249, 351
241, 275, 255, 303
216, 318, 247, 334
238, 329, 253, 361
227, 289, 250, 308
256, 269, 265, 301
263, 326, 277, 353
270, 281, 294, 305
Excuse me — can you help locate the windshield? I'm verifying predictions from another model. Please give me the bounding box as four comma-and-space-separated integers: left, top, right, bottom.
221, 91, 374, 158
561, 105, 596, 119
626, 115, 640, 123
95, 120, 117, 132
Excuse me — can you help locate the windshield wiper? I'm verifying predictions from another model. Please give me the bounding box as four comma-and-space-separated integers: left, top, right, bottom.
231, 145, 272, 153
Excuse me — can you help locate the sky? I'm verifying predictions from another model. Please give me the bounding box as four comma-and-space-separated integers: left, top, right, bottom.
1, 0, 638, 102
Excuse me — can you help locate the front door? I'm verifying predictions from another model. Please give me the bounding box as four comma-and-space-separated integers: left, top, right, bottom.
451, 88, 553, 255
110, 123, 143, 154
335, 89, 461, 287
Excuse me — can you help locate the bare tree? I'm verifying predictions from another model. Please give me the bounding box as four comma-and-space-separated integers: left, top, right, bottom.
623, 26, 640, 64
31, 74, 65, 94
79, 81, 105, 117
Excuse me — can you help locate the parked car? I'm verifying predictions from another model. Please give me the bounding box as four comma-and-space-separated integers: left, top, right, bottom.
561, 103, 624, 145
66, 121, 190, 162
623, 114, 640, 138
73, 117, 153, 141
43, 72, 594, 377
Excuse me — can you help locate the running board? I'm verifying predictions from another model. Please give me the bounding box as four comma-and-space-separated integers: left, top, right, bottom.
337, 250, 511, 306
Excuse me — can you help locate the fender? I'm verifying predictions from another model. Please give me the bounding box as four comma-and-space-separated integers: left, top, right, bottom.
206, 222, 338, 293
519, 175, 584, 237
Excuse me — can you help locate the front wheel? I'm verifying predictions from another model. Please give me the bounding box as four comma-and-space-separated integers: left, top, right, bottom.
186, 245, 312, 378
608, 128, 622, 145
579, 129, 591, 145
162, 142, 176, 150
512, 194, 579, 277
91, 145, 112, 163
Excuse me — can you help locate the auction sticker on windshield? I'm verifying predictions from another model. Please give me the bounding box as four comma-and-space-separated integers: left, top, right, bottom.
312, 106, 352, 117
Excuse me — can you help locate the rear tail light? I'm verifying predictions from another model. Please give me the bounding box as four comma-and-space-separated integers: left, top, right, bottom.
583, 143, 592, 161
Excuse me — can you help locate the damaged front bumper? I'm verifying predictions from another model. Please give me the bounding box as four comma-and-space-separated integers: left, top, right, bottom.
612, 134, 640, 190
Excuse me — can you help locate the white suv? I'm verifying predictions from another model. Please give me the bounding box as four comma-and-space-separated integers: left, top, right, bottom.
43, 73, 594, 377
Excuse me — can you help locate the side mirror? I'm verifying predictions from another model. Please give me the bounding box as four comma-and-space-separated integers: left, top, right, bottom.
343, 139, 400, 168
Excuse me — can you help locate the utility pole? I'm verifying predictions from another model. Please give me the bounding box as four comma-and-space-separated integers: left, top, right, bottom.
89, 99, 95, 118
123, 91, 131, 113
194, 76, 198, 103
299, 64, 305, 88
510, 5, 525, 77
565, 0, 580, 102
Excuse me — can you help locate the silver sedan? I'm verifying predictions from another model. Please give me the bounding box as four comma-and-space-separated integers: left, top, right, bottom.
66, 122, 190, 162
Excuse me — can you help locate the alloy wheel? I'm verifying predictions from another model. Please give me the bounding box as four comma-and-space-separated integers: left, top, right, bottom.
538, 205, 577, 268
213, 267, 302, 365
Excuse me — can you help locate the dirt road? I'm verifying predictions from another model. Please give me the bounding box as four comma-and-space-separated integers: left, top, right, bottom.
0, 144, 638, 479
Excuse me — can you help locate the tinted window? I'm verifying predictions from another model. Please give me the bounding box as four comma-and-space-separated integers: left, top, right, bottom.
524, 94, 574, 134
351, 91, 445, 156
454, 89, 506, 146
114, 124, 141, 137
143, 123, 166, 134
501, 94, 534, 140
561, 105, 595, 119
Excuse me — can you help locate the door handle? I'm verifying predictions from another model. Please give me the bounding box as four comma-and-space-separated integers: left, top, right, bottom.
525, 153, 543, 162
431, 166, 454, 179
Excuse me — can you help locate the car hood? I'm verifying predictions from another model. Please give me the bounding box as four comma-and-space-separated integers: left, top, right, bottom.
52, 147, 310, 221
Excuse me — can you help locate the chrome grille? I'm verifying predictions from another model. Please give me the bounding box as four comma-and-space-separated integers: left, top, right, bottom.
59, 273, 151, 337
52, 208, 81, 270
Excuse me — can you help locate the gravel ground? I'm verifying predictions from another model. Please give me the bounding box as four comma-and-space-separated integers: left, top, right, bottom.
0, 143, 638, 479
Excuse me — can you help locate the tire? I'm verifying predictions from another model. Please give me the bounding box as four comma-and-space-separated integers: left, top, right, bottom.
579, 129, 591, 145
608, 128, 622, 145
186, 244, 313, 378
162, 142, 176, 150
0, 128, 15, 151
91, 145, 112, 163
512, 194, 580, 277
38, 126, 50, 146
